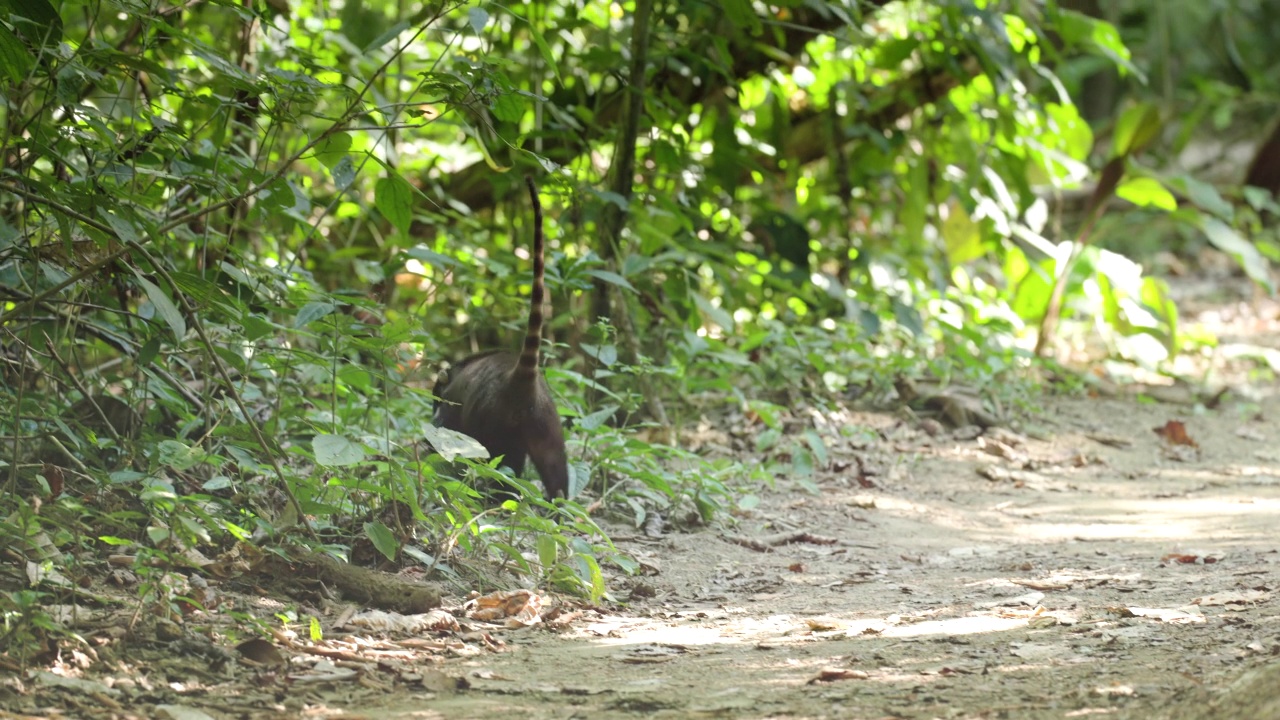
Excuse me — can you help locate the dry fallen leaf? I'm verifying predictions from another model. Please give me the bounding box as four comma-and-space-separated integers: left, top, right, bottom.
1154, 420, 1198, 448
808, 668, 869, 684
236, 638, 286, 667
470, 589, 542, 626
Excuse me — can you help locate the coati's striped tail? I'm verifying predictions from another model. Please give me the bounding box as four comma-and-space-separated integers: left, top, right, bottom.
516, 176, 545, 379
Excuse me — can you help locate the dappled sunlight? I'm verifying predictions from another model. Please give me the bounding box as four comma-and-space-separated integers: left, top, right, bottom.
1003, 496, 1280, 544
577, 609, 1033, 650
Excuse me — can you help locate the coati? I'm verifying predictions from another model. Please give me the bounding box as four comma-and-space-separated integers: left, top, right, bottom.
432, 176, 569, 500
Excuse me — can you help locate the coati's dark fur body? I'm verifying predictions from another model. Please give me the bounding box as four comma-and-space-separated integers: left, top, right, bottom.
432, 177, 569, 499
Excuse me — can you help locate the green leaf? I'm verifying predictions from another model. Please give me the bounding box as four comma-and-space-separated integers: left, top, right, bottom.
720, 0, 762, 35
942, 203, 985, 265
132, 273, 187, 342
526, 23, 560, 81
362, 20, 409, 54
420, 425, 489, 462
581, 343, 618, 366
375, 175, 414, 235
1200, 218, 1274, 293
747, 400, 783, 430
243, 315, 275, 341
490, 92, 524, 123
568, 461, 589, 498
584, 269, 635, 291
577, 405, 618, 431
137, 336, 161, 366
158, 440, 201, 471
804, 430, 828, 469
295, 301, 336, 329
1111, 103, 1161, 158
1115, 177, 1177, 211
693, 292, 734, 331
580, 552, 606, 603
536, 533, 558, 568
364, 521, 399, 562
338, 365, 372, 390
467, 7, 489, 34
0, 24, 33, 83
313, 434, 366, 466
1167, 174, 1234, 220
5, 0, 62, 44
314, 132, 351, 169
309, 616, 323, 642
99, 209, 142, 245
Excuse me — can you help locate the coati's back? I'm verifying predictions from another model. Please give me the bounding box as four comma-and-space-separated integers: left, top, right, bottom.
432, 177, 569, 499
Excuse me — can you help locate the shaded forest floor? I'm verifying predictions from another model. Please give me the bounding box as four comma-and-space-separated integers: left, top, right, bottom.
6, 283, 1280, 720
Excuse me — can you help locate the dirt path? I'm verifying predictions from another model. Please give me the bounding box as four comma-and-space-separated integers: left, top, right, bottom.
412, 394, 1280, 720
9, 393, 1279, 719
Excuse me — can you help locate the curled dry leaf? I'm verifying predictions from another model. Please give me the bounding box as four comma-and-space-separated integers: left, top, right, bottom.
1154, 420, 1198, 448
470, 589, 542, 626
807, 668, 869, 684
347, 608, 460, 633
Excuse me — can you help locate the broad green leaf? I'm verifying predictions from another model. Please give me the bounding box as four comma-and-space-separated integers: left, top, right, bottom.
1141, 276, 1178, 352
338, 365, 372, 390
1045, 102, 1094, 161
0, 24, 32, 83
1200, 218, 1274, 293
467, 7, 489, 34
314, 133, 351, 169
1056, 10, 1137, 77
756, 427, 781, 451
332, 156, 356, 190
403, 246, 462, 269
595, 344, 618, 367
568, 461, 589, 498
362, 20, 409, 54
491, 92, 524, 123
747, 400, 784, 430
1112, 103, 1161, 158
133, 273, 187, 342
526, 23, 560, 81
364, 521, 398, 562
1167, 174, 1234, 220
202, 476, 232, 491
942, 203, 985, 265
1116, 177, 1177, 211
721, 0, 762, 35
375, 175, 414, 235
100, 209, 142, 244
313, 434, 366, 466
693, 292, 734, 331
158, 440, 201, 471
295, 301, 336, 328
584, 269, 635, 291
137, 336, 161, 366
791, 446, 814, 476
577, 405, 619, 431
804, 429, 828, 469
536, 533, 557, 568
309, 616, 323, 642
421, 425, 489, 462
5, 0, 62, 44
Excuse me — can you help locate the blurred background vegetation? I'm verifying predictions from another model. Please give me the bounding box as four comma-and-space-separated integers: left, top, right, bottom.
1, 0, 1277, 614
